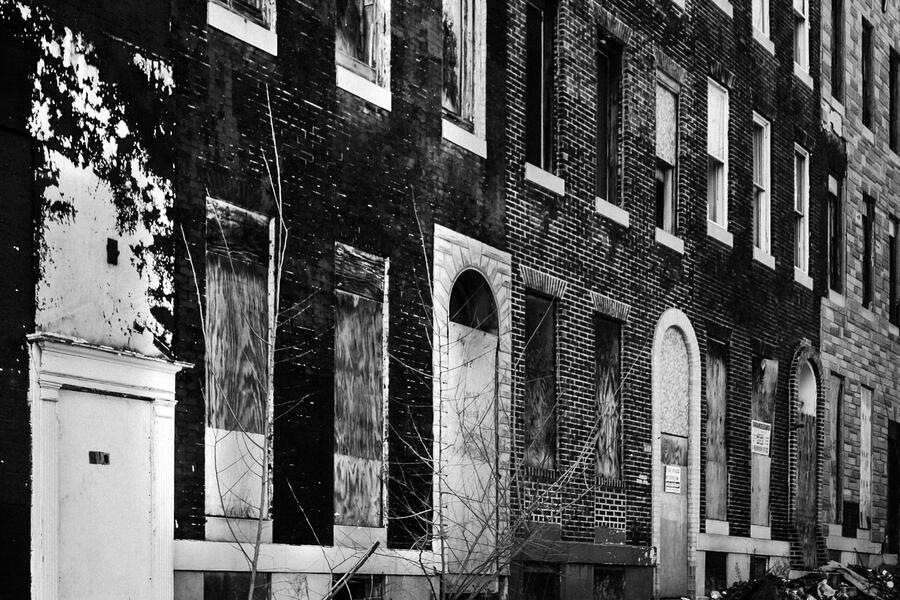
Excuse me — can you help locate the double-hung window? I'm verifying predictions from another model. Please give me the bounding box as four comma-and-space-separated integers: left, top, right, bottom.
793, 0, 809, 73
707, 79, 729, 233
525, 0, 556, 172
596, 36, 623, 205
655, 80, 678, 235
793, 146, 810, 274
752, 114, 771, 257
336, 0, 391, 108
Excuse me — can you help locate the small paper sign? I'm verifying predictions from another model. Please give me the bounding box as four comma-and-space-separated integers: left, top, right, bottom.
751, 420, 772, 456
665, 464, 682, 493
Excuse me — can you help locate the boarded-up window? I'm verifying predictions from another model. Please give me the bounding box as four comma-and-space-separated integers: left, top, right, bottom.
523, 564, 559, 600
205, 198, 270, 519
655, 82, 678, 233
595, 315, 621, 480
442, 0, 475, 124
334, 243, 386, 527
887, 421, 900, 553
860, 386, 873, 529
705, 340, 728, 521
525, 292, 556, 469
751, 356, 778, 527
335, 0, 390, 87
826, 374, 844, 523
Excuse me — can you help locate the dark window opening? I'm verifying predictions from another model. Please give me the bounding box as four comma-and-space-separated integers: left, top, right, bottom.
523, 564, 559, 600
596, 35, 623, 204
655, 82, 678, 234
831, 374, 844, 523
450, 270, 498, 333
862, 19, 874, 129
828, 177, 843, 293
891, 50, 899, 153
831, 0, 844, 100
750, 556, 768, 581
594, 568, 624, 599
705, 552, 728, 595
525, 0, 556, 170
524, 291, 557, 470
333, 574, 385, 600
863, 195, 875, 309
887, 421, 900, 554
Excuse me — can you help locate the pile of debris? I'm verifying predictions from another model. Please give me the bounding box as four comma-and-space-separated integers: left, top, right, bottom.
709, 562, 897, 600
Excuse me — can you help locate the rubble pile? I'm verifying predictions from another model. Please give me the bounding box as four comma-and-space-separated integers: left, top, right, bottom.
709, 562, 898, 600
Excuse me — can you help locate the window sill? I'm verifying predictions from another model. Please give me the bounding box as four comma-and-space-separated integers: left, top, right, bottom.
442, 119, 486, 157
595, 197, 630, 228
753, 247, 776, 270
206, 515, 273, 544
827, 95, 846, 116
793, 267, 813, 290
793, 63, 813, 90
524, 163, 565, 196
750, 524, 771, 539
207, 1, 277, 55
827, 289, 845, 307
862, 126, 875, 143
890, 323, 899, 336
336, 65, 392, 111
752, 28, 775, 56
706, 519, 730, 535
710, 0, 734, 17
656, 228, 684, 254
707, 220, 733, 248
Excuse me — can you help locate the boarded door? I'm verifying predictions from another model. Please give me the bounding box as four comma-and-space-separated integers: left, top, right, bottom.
442, 321, 497, 584
58, 390, 153, 600
751, 357, 778, 527
658, 328, 690, 598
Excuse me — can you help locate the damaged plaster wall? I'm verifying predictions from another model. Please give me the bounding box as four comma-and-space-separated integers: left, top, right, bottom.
0, 0, 175, 358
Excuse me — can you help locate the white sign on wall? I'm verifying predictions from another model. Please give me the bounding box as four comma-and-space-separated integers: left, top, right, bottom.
751, 420, 772, 456
665, 464, 682, 493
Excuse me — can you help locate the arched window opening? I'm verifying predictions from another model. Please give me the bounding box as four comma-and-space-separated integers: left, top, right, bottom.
449, 269, 498, 333
798, 360, 817, 416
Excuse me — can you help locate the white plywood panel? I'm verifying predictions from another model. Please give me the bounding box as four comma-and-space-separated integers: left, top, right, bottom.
58, 391, 153, 600
860, 387, 872, 527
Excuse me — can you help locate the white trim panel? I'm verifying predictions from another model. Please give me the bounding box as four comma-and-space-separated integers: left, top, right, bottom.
698, 533, 790, 556
706, 519, 730, 535
207, 1, 277, 55
337, 65, 392, 111
595, 197, 631, 228
524, 163, 566, 196
442, 119, 487, 158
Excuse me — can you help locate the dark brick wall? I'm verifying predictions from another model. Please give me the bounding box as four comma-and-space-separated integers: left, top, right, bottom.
171, 0, 506, 548
502, 0, 823, 571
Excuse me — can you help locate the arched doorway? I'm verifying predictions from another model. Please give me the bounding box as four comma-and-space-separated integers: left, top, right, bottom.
651, 310, 701, 599
795, 359, 818, 568
443, 269, 499, 591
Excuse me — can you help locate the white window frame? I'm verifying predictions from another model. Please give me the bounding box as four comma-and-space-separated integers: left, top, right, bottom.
753, 0, 770, 39
655, 77, 679, 238
441, 0, 487, 156
335, 0, 392, 111
208, 0, 277, 55
793, 0, 809, 74
707, 79, 729, 233
752, 114, 772, 258
794, 145, 810, 275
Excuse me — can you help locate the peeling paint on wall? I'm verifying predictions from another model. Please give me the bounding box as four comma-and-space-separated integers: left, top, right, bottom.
1, 0, 174, 356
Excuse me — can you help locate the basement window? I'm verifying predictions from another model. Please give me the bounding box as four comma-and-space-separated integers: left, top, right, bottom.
525, 0, 557, 173
524, 291, 557, 470
442, 0, 486, 155
655, 79, 678, 235
333, 574, 384, 600
336, 0, 391, 110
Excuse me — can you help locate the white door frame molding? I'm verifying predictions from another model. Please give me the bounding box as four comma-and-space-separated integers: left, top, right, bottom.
28, 333, 187, 600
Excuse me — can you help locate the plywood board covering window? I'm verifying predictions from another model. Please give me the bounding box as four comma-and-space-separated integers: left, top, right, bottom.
595, 315, 621, 480
334, 243, 386, 527
860, 386, 872, 528
826, 373, 844, 523
525, 292, 556, 469
705, 340, 728, 521
655, 82, 678, 233
336, 0, 390, 87
205, 198, 271, 520
751, 356, 778, 527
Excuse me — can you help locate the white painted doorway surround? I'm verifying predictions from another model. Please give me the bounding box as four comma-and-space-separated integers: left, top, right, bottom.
28, 333, 186, 600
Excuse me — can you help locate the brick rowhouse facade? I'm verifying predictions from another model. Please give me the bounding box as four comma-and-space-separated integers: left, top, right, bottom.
819, 0, 900, 568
